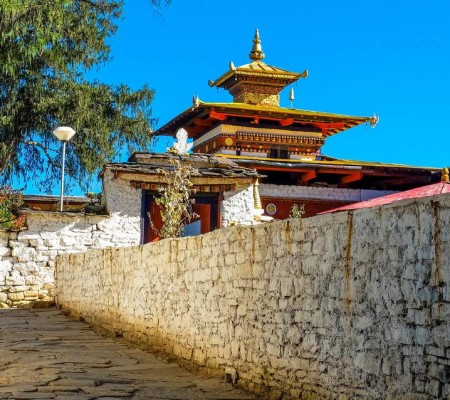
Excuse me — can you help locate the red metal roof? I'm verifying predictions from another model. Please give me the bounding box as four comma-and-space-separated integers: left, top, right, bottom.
320, 182, 450, 214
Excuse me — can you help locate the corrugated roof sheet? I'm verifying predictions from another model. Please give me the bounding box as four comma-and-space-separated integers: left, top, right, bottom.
320, 182, 450, 214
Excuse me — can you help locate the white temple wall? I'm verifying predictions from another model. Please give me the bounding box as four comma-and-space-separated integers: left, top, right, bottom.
221, 186, 255, 227
260, 183, 396, 202
0, 172, 142, 308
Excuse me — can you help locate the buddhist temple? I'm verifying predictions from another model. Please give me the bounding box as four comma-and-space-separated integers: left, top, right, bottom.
154, 30, 440, 219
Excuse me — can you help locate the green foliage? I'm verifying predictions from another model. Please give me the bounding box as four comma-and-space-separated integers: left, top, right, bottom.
154, 160, 195, 239
0, 0, 169, 191
289, 203, 305, 219
0, 186, 24, 230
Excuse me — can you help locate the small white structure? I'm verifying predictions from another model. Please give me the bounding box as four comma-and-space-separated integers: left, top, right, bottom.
0, 152, 261, 308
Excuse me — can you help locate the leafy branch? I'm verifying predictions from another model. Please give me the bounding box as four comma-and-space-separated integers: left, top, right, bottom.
153, 160, 196, 239
0, 186, 24, 230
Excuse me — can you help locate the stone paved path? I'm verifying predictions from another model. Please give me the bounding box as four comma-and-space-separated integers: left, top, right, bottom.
0, 308, 258, 400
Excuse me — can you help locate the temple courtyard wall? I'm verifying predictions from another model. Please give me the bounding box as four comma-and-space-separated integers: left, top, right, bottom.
55, 193, 450, 399
0, 212, 141, 308
0, 174, 142, 307
0, 172, 256, 307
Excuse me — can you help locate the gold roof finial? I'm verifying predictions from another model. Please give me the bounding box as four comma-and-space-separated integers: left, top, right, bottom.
253, 179, 262, 210
442, 167, 449, 182
249, 29, 265, 62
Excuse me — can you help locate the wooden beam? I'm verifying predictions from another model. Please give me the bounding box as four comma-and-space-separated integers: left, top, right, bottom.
280, 118, 294, 127
340, 172, 363, 184
186, 126, 207, 135
194, 118, 213, 126
252, 165, 311, 173
315, 122, 346, 130
116, 171, 254, 186
382, 177, 427, 187
301, 170, 317, 182
209, 110, 227, 121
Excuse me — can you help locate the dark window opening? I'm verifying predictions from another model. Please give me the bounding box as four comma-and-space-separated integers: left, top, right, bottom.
269, 147, 289, 159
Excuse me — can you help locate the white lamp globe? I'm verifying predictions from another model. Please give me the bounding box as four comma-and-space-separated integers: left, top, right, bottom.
53, 126, 76, 141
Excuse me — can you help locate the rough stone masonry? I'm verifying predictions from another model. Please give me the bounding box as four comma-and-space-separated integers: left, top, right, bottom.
0, 170, 257, 307
56, 193, 450, 399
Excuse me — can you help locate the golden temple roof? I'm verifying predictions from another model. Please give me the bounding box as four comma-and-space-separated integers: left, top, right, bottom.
208, 61, 306, 88
208, 30, 307, 105
223, 154, 439, 171
196, 101, 377, 123
153, 100, 377, 138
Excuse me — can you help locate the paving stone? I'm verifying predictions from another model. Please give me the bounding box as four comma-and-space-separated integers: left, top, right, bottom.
0, 308, 259, 399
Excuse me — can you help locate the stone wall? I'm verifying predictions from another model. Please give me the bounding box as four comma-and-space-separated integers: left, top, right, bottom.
56, 193, 450, 399
260, 183, 396, 202
0, 175, 142, 308
221, 186, 255, 227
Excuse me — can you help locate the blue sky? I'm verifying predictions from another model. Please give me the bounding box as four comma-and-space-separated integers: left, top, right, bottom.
29, 0, 450, 194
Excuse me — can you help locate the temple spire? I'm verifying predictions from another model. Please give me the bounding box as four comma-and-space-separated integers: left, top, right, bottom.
249, 29, 265, 61
209, 30, 305, 106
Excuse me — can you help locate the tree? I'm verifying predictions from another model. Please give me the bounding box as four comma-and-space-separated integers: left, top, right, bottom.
0, 0, 170, 192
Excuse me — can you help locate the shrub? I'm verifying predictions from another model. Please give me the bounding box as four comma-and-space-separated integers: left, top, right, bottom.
289, 203, 305, 219
0, 186, 24, 230
154, 160, 196, 239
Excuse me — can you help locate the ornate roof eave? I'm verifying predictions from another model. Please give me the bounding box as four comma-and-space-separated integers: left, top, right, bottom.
209, 67, 305, 89
221, 155, 440, 172
153, 100, 378, 137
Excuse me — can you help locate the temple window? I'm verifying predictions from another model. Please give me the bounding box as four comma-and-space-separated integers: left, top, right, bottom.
269, 148, 289, 159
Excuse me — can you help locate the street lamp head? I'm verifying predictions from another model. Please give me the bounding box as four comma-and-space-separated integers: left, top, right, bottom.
53, 126, 76, 142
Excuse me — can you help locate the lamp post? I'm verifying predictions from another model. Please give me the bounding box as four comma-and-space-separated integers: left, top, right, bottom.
53, 126, 76, 212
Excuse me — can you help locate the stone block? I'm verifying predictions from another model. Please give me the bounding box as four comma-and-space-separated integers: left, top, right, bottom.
431, 303, 450, 321
432, 324, 450, 348
426, 346, 445, 357
5, 274, 25, 286
413, 326, 432, 345
24, 290, 39, 300
280, 278, 294, 297
8, 240, 24, 248
425, 379, 441, 397
25, 275, 40, 285
0, 258, 13, 271
406, 308, 430, 325
0, 246, 11, 256
286, 326, 300, 344
8, 291, 24, 301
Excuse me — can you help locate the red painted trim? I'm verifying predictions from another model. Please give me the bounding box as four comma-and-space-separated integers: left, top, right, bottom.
301, 170, 318, 182
209, 110, 228, 121
340, 172, 364, 184
280, 118, 294, 127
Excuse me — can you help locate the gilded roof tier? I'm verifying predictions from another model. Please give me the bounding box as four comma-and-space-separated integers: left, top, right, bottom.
208, 29, 307, 91
153, 100, 378, 138
222, 154, 439, 171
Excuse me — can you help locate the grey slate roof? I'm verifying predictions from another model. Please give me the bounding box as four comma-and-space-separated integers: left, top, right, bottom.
105, 152, 261, 179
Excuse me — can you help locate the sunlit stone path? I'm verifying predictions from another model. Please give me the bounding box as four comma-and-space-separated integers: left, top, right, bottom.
0, 308, 258, 400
